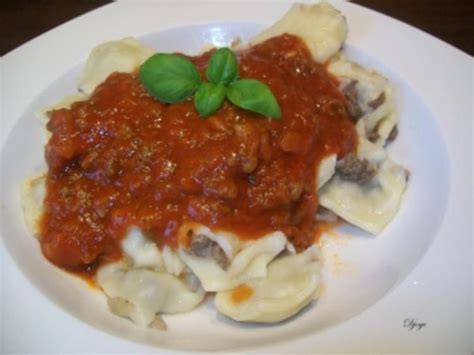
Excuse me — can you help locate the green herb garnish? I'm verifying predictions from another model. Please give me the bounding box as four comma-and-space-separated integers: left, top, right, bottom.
194, 82, 227, 117
227, 79, 282, 119
139, 47, 281, 119
206, 47, 239, 85
139, 53, 201, 103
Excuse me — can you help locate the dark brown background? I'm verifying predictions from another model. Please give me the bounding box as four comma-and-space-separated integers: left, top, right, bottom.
1, 0, 472, 56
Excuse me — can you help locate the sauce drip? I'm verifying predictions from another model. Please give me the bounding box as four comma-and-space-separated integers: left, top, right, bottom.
231, 284, 254, 304
40, 34, 357, 272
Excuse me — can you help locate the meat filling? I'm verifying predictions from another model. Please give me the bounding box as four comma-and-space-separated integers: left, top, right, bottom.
336, 153, 377, 185
368, 91, 386, 110
368, 123, 398, 144
367, 129, 380, 143
341, 80, 363, 120
387, 125, 398, 143
189, 234, 230, 270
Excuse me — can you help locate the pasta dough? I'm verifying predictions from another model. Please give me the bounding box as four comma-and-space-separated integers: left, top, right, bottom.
97, 260, 205, 327
178, 223, 290, 292
36, 93, 89, 128
121, 227, 186, 276
20, 174, 46, 236
319, 138, 408, 234
250, 2, 347, 63
215, 245, 322, 323
317, 153, 337, 190
79, 37, 154, 94
328, 53, 397, 146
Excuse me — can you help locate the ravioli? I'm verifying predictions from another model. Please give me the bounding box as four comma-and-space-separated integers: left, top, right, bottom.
328, 53, 397, 145
215, 246, 322, 323
319, 139, 408, 234
122, 227, 186, 276
97, 260, 205, 327
178, 223, 291, 292
317, 154, 337, 190
250, 2, 347, 63
36, 93, 90, 129
21, 174, 46, 236
79, 37, 154, 94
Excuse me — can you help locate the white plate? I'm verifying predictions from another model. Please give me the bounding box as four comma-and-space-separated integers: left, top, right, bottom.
1, 1, 472, 353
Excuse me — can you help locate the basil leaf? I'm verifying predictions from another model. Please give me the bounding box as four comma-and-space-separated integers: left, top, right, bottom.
227, 79, 282, 119
139, 53, 201, 103
194, 82, 227, 117
206, 48, 239, 85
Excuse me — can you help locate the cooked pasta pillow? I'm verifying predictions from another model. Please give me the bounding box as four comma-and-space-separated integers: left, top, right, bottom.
178, 223, 291, 292
215, 245, 322, 322
97, 260, 205, 327
79, 37, 154, 94
249, 2, 347, 63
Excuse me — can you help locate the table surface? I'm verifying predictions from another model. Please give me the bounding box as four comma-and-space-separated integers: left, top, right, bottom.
1, 0, 473, 56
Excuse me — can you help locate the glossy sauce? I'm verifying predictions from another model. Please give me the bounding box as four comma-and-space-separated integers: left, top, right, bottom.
40, 34, 357, 273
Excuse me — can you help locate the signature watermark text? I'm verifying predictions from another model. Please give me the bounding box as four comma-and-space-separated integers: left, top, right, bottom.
403, 318, 427, 331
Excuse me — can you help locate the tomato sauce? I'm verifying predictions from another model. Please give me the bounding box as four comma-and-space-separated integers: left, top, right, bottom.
40, 34, 357, 272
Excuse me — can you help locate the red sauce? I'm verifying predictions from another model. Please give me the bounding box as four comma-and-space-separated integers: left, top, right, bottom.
40, 34, 357, 272
231, 284, 254, 303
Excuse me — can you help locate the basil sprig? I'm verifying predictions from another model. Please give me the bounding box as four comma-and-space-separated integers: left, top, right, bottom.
139, 47, 281, 119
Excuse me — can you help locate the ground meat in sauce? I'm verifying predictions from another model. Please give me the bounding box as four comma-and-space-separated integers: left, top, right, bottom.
336, 153, 376, 185
40, 34, 357, 272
